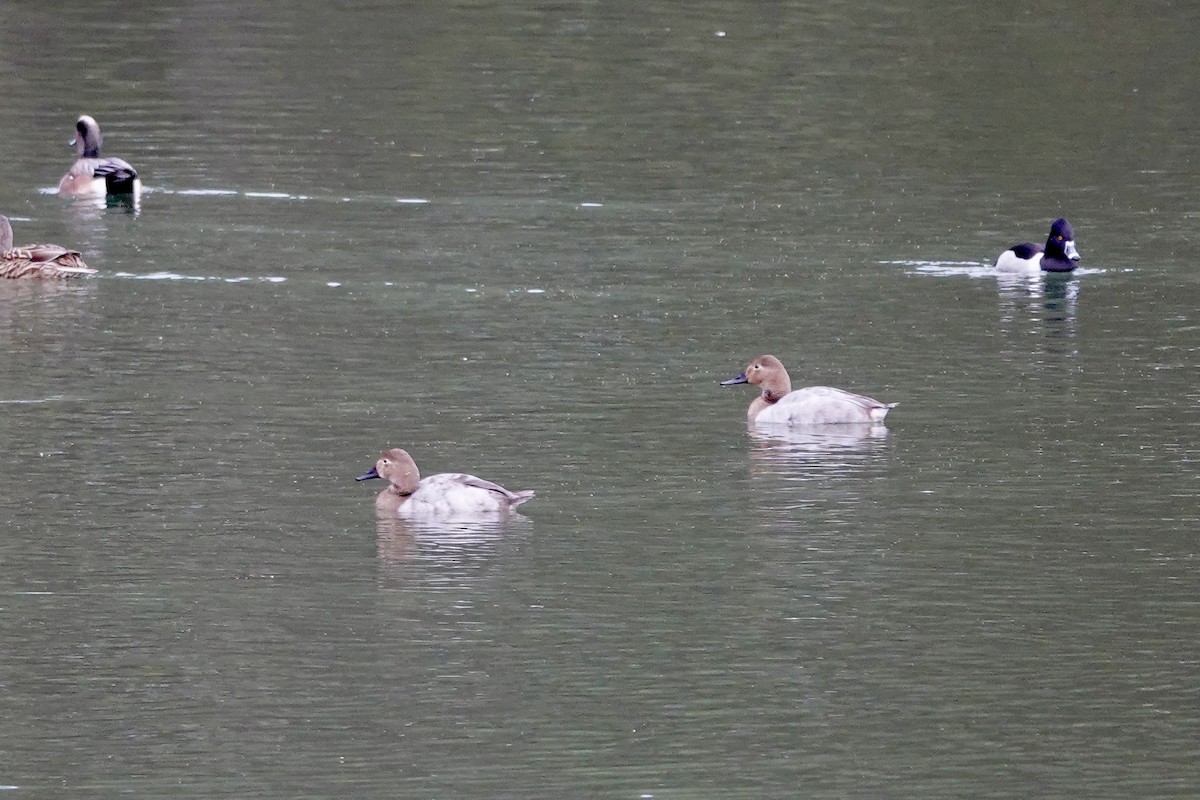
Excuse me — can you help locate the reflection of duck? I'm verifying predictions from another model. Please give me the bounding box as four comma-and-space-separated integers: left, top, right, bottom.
995, 218, 1081, 273
994, 267, 1080, 356
747, 424, 890, 474
743, 423, 893, 515
58, 115, 142, 198
372, 505, 531, 577
722, 355, 896, 425
0, 215, 96, 279
750, 423, 888, 450
356, 448, 534, 518
373, 507, 418, 564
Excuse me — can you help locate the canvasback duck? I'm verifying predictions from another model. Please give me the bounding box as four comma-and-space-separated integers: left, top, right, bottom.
57, 115, 141, 197
722, 354, 897, 425
0, 215, 96, 279
356, 448, 534, 518
995, 218, 1081, 273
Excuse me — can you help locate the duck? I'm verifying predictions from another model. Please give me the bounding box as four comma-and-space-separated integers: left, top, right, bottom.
57, 115, 141, 197
0, 215, 97, 279
722, 354, 896, 425
356, 448, 534, 518
995, 218, 1081, 273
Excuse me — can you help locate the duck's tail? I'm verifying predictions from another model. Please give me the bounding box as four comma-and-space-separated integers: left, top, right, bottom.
869, 402, 899, 423
509, 490, 535, 508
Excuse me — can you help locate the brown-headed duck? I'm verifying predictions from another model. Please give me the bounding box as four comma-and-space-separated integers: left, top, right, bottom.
722, 354, 896, 425
356, 448, 534, 518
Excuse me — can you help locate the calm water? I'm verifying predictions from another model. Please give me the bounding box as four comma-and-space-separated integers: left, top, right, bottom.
2, 1, 1198, 797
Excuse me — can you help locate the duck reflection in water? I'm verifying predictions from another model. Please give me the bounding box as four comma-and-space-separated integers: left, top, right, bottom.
996, 269, 1080, 360
371, 506, 531, 578
60, 191, 141, 219
742, 424, 893, 514
747, 423, 890, 476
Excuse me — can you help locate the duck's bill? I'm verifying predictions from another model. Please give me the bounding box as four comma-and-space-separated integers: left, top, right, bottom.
355, 467, 380, 481
1065, 240, 1081, 260
68, 137, 77, 148
720, 373, 749, 386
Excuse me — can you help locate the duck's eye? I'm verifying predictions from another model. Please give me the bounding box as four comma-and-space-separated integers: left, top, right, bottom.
1055, 235, 1063, 241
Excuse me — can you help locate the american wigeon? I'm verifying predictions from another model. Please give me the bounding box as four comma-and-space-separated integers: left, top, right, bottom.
0, 215, 96, 279
57, 115, 141, 197
995, 218, 1081, 273
356, 448, 535, 518
722, 354, 896, 425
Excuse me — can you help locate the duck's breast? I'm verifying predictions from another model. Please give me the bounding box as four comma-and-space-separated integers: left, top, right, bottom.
756, 386, 893, 425
58, 162, 107, 197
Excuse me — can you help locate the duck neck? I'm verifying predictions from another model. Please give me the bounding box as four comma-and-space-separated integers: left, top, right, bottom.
760, 374, 792, 405
389, 463, 421, 496
761, 386, 788, 404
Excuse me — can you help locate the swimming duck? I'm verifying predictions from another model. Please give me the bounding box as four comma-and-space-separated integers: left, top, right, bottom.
0, 215, 96, 279
356, 448, 534, 518
995, 218, 1081, 273
57, 115, 141, 197
722, 354, 896, 425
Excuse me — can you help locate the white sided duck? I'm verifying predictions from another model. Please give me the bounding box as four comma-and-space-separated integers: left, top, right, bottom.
722, 354, 896, 426
995, 218, 1081, 273
356, 448, 534, 519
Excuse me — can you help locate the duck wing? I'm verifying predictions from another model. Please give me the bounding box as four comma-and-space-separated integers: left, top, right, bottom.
1, 245, 96, 278
92, 157, 139, 182
459, 475, 535, 505
762, 386, 896, 425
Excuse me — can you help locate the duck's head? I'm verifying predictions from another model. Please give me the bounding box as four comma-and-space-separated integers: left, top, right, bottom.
1046, 218, 1081, 263
356, 448, 421, 494
721, 354, 792, 396
70, 115, 103, 159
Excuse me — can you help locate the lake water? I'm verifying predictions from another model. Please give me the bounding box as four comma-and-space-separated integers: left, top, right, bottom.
1, 1, 1198, 797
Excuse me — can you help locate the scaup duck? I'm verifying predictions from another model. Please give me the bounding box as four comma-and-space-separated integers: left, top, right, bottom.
995, 218, 1080, 273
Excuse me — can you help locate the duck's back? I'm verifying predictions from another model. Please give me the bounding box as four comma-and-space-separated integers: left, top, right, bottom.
61, 157, 140, 197
756, 386, 895, 425
1, 245, 96, 279
399, 473, 534, 518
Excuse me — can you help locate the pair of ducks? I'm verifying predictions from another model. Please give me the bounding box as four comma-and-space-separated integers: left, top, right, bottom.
1, 116, 138, 280
358, 354, 894, 519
